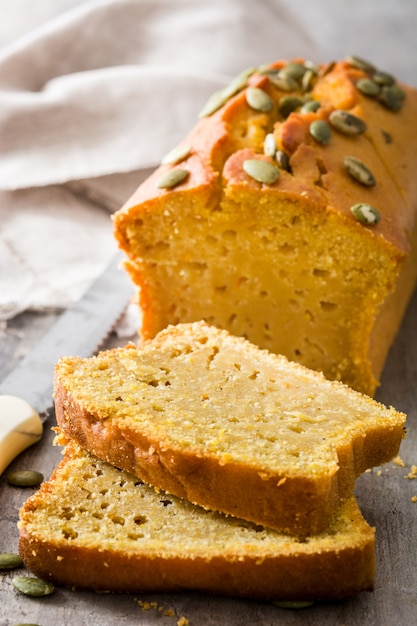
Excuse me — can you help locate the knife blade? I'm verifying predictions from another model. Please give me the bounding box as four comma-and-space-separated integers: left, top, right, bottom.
0, 251, 133, 474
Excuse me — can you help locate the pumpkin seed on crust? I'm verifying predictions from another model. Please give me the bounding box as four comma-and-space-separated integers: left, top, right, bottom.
243, 159, 280, 185
246, 87, 274, 112
344, 156, 376, 186
329, 110, 367, 135
350, 203, 381, 225
157, 168, 189, 189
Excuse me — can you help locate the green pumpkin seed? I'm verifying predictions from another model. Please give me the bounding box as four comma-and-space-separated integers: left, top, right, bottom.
304, 60, 319, 74
378, 85, 406, 111
300, 100, 320, 114
372, 70, 395, 86
222, 67, 257, 99
161, 144, 192, 165
280, 62, 308, 81
329, 110, 367, 135
6, 469, 43, 487
12, 576, 55, 597
301, 69, 315, 92
344, 156, 376, 186
263, 133, 277, 157
246, 87, 274, 112
0, 552, 24, 570
275, 150, 291, 172
269, 73, 299, 92
198, 88, 229, 118
309, 120, 331, 145
346, 55, 376, 73
243, 159, 280, 185
278, 96, 304, 118
356, 78, 381, 97
350, 203, 381, 225
157, 168, 189, 189
273, 600, 315, 609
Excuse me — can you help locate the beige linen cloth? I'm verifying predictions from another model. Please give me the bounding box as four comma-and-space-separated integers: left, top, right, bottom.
0, 0, 415, 323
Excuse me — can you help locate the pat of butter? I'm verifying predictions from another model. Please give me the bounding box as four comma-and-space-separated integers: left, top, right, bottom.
0, 395, 43, 475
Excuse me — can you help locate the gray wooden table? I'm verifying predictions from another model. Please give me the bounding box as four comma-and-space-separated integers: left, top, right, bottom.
1, 288, 416, 626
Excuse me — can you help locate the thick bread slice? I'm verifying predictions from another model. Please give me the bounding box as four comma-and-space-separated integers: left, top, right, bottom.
53, 321, 405, 535
18, 442, 375, 600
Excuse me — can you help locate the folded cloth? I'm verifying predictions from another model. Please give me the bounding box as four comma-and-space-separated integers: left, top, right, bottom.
0, 0, 415, 322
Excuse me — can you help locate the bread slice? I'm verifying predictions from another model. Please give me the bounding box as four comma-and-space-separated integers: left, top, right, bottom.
18, 441, 375, 600
53, 321, 405, 535
113, 57, 417, 396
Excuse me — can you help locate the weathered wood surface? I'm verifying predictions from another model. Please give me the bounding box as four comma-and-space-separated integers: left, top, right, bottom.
0, 288, 416, 626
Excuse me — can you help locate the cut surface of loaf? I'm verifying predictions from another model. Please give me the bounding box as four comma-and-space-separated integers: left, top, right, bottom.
53, 321, 405, 535
113, 56, 417, 396
18, 441, 375, 600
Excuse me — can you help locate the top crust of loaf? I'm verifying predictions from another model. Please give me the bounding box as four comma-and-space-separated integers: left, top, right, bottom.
114, 58, 417, 254
53, 321, 405, 535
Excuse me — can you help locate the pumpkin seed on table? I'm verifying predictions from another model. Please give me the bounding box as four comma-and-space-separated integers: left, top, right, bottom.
12, 576, 55, 597
246, 86, 274, 112
309, 120, 331, 145
329, 110, 367, 135
0, 552, 24, 570
157, 168, 189, 189
344, 156, 376, 186
6, 469, 43, 487
243, 159, 280, 185
350, 203, 381, 225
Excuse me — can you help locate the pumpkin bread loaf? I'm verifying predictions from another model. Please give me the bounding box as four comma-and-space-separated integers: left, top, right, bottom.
18, 441, 376, 600
53, 321, 405, 536
113, 56, 417, 396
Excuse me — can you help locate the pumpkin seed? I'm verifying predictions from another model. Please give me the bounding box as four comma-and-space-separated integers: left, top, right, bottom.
273, 600, 315, 609
278, 96, 304, 118
309, 120, 331, 145
161, 144, 192, 165
346, 55, 376, 73
329, 110, 367, 135
222, 67, 257, 99
246, 87, 274, 112
275, 150, 291, 172
356, 78, 381, 97
300, 100, 320, 114
378, 85, 406, 111
263, 133, 277, 157
0, 552, 24, 570
157, 168, 189, 189
372, 70, 395, 86
304, 60, 319, 74
350, 203, 381, 225
243, 159, 280, 184
269, 73, 299, 92
12, 576, 55, 597
280, 62, 308, 81
344, 156, 376, 186
301, 69, 315, 92
6, 469, 43, 487
198, 88, 229, 118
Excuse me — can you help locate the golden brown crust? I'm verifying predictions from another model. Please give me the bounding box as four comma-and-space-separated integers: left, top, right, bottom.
18, 443, 375, 600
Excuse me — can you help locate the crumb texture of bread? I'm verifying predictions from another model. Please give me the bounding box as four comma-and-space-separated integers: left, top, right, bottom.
18, 442, 375, 600
113, 57, 417, 396
53, 321, 405, 535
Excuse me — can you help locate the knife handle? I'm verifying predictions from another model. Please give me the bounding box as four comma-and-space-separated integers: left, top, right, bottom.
0, 396, 43, 475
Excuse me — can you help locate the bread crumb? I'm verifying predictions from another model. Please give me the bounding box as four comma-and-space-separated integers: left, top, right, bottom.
177, 618, 189, 626
393, 456, 405, 467
411, 496, 417, 503
404, 465, 417, 480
